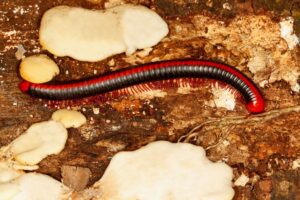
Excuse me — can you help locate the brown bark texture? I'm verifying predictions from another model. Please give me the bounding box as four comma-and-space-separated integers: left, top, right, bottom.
1, 0, 300, 199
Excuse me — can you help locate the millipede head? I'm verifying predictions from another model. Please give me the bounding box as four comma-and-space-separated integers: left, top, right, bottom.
19, 81, 31, 93
246, 101, 265, 114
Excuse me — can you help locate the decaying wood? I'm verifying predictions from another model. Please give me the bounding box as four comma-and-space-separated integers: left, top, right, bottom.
1, 0, 300, 199
61, 165, 91, 191
180, 105, 300, 144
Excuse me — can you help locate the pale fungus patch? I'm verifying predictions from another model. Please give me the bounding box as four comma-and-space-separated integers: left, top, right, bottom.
0, 162, 23, 183
19, 54, 59, 83
280, 17, 300, 50
15, 44, 26, 60
110, 5, 168, 55
92, 141, 234, 200
0, 120, 70, 200
0, 182, 20, 200
1, 173, 70, 200
9, 120, 68, 166
234, 173, 250, 187
39, 4, 168, 62
51, 109, 87, 128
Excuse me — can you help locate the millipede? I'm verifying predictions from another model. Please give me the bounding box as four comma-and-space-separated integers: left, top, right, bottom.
19, 60, 265, 113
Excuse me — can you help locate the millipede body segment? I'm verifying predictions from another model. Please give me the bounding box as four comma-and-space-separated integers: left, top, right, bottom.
19, 60, 265, 113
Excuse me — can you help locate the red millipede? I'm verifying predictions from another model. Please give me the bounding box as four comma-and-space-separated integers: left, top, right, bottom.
19, 60, 265, 113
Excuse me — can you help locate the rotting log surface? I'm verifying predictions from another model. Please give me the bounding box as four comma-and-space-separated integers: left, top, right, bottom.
1, 0, 300, 199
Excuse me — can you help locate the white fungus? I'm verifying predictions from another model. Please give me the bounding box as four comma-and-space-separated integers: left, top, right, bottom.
292, 158, 300, 169
280, 17, 300, 50
0, 120, 71, 200
92, 108, 100, 115
15, 44, 26, 60
51, 109, 87, 128
3, 173, 70, 200
234, 173, 250, 187
93, 141, 234, 200
0, 162, 23, 183
9, 120, 68, 165
19, 54, 59, 83
0, 183, 20, 200
39, 4, 169, 62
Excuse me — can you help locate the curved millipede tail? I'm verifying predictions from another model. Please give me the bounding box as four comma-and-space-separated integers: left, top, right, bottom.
19, 60, 265, 113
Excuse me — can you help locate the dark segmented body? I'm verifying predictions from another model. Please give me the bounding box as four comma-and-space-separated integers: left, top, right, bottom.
19, 60, 265, 113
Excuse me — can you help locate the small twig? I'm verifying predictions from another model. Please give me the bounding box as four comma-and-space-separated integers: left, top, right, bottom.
205, 125, 235, 150
178, 105, 300, 143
